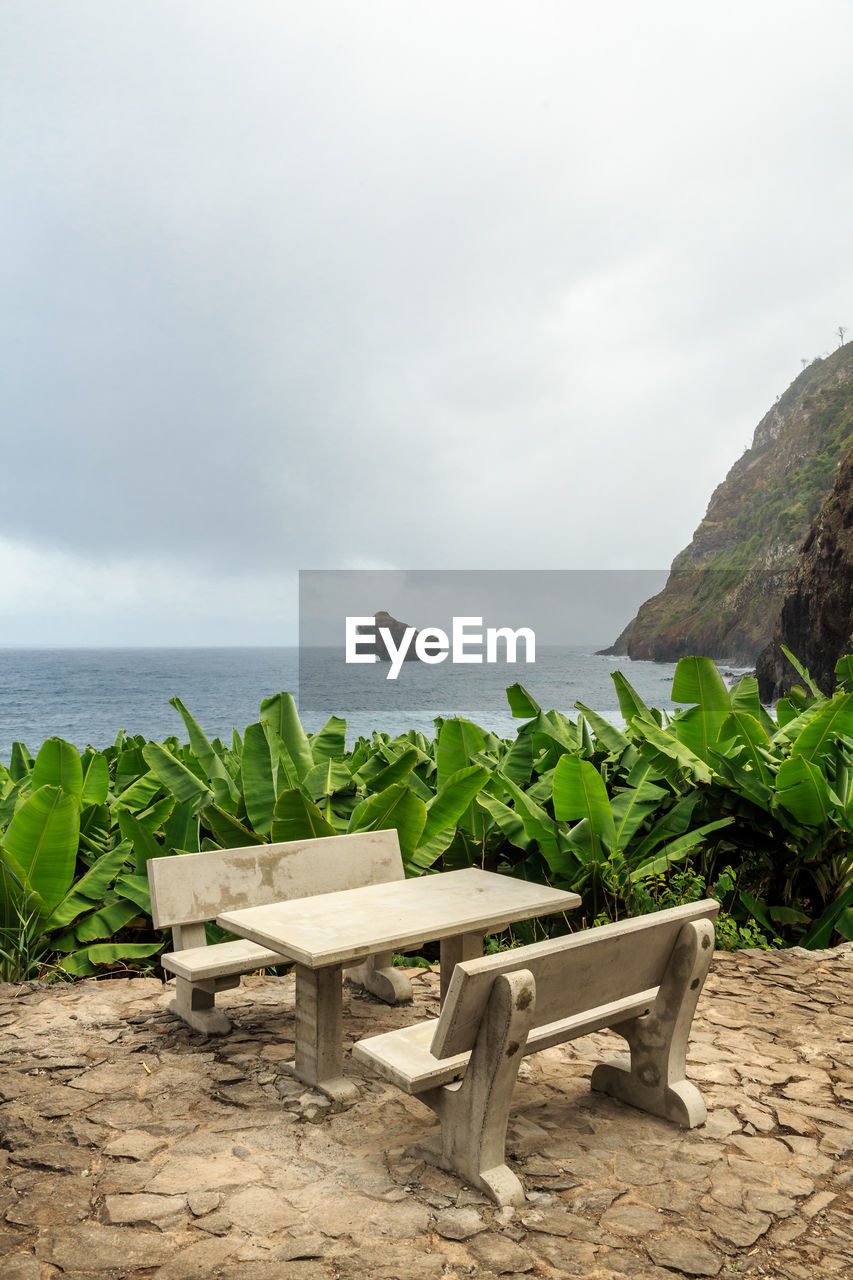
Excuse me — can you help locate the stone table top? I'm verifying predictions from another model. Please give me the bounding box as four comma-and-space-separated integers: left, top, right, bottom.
217, 867, 581, 967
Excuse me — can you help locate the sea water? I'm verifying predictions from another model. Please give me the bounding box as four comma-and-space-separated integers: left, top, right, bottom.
0, 645, 709, 762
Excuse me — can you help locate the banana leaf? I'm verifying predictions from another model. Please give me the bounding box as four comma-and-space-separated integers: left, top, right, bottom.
271, 789, 336, 842
577, 715, 595, 759
9, 743, 33, 782
112, 770, 162, 812
59, 941, 163, 977
131, 795, 174, 834
422, 765, 489, 847
436, 718, 488, 787
32, 738, 84, 798
672, 654, 730, 713
836, 907, 853, 941
716, 711, 775, 789
628, 818, 733, 881
774, 697, 799, 728
709, 746, 774, 809
610, 773, 667, 850
496, 773, 561, 858
673, 704, 720, 764
775, 756, 839, 826
347, 783, 426, 863
500, 733, 534, 786
45, 842, 134, 929
51, 898, 140, 950
781, 645, 823, 700
8, 742, 32, 778
208, 753, 240, 809
169, 696, 215, 773
552, 755, 615, 852
611, 671, 656, 724
141, 742, 212, 810
632, 720, 713, 785
358, 747, 419, 793
163, 799, 200, 855
202, 804, 267, 848
506, 682, 541, 718
114, 874, 152, 914
798, 882, 853, 948
310, 716, 348, 761
519, 710, 579, 754
626, 792, 701, 864
574, 702, 629, 754
0, 855, 45, 930
241, 722, 277, 836
476, 790, 530, 851
2, 785, 80, 915
790, 693, 853, 764
260, 693, 313, 780
738, 890, 774, 935
304, 759, 354, 805
835, 655, 853, 690
267, 729, 301, 797
116, 809, 164, 874
81, 752, 110, 806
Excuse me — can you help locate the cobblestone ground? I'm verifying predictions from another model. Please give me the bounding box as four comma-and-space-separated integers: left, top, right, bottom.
1, 945, 851, 1280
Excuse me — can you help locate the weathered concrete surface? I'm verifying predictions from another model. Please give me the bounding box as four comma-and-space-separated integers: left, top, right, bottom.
1, 945, 851, 1279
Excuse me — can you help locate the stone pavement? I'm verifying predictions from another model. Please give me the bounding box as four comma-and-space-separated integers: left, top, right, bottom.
1, 944, 851, 1280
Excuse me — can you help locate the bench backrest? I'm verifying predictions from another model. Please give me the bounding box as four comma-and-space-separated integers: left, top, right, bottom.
431, 899, 719, 1059
147, 829, 404, 930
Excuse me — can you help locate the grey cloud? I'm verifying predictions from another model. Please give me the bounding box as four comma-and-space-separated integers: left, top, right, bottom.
1, 1, 852, 629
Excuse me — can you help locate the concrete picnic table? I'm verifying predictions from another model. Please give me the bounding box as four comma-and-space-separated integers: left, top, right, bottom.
217, 866, 581, 1102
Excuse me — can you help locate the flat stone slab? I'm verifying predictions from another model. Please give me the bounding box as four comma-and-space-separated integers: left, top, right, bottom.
217, 867, 580, 967
0, 944, 851, 1278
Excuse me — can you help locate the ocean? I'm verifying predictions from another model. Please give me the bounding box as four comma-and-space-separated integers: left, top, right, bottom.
0, 646, 731, 764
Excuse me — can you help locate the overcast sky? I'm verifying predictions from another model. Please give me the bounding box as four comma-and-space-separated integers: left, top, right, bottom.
2, 1, 852, 645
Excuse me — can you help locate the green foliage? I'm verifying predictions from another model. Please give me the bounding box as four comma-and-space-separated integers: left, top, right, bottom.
0, 739, 161, 981
0, 894, 58, 983
2, 650, 853, 983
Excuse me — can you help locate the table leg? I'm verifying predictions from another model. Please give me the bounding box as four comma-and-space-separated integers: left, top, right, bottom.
345, 950, 413, 1004
290, 963, 358, 1105
440, 931, 484, 1005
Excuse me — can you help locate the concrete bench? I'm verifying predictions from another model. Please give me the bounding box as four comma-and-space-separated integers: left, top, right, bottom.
148, 829, 412, 1035
353, 899, 719, 1207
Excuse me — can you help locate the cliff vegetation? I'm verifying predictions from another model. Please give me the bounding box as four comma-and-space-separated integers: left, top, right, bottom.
757, 445, 853, 699
605, 342, 853, 664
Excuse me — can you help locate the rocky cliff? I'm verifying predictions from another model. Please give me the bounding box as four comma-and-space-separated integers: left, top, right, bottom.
603, 342, 853, 664
756, 447, 853, 699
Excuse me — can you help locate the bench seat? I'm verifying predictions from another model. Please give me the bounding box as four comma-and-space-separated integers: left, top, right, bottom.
356, 988, 660, 1094
161, 939, 286, 984
353, 900, 719, 1207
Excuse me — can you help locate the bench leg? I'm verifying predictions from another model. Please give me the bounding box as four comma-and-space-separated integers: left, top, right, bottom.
439, 931, 484, 1005
411, 968, 535, 1208
345, 951, 413, 1004
591, 918, 714, 1128
170, 975, 234, 1036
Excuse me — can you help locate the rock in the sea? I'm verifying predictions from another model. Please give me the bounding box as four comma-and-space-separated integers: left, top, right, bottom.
356, 610, 421, 662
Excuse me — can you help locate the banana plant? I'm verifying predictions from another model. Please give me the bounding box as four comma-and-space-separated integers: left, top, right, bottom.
5, 649, 853, 973
0, 738, 162, 978
550, 752, 732, 914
